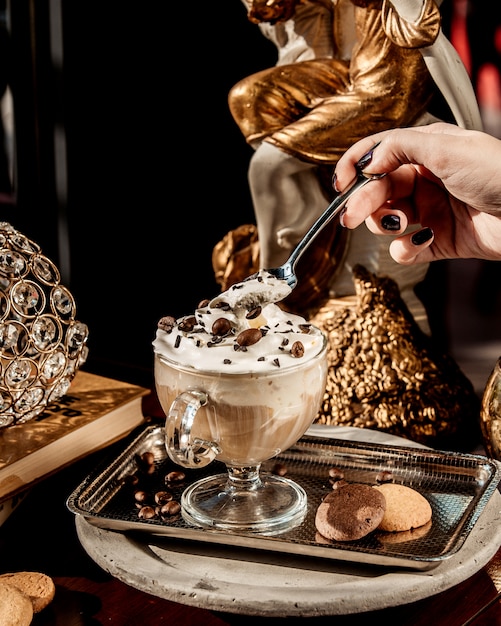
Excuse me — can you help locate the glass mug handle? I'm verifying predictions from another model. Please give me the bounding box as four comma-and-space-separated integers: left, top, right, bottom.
164, 389, 221, 468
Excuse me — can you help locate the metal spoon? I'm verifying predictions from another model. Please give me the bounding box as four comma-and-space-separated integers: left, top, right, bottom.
264, 169, 386, 290
210, 169, 385, 310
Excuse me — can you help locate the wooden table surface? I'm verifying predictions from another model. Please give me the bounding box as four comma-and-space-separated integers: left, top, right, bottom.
1, 416, 501, 626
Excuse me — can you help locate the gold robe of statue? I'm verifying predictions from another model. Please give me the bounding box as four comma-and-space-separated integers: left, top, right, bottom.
229, 0, 440, 164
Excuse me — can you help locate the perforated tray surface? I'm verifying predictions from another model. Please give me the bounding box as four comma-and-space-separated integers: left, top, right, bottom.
67, 425, 501, 570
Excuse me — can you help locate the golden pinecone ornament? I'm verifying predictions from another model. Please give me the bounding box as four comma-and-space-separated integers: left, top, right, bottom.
308, 265, 481, 451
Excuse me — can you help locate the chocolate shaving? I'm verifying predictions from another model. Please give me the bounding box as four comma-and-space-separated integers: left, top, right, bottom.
272, 358, 281, 367
174, 335, 181, 348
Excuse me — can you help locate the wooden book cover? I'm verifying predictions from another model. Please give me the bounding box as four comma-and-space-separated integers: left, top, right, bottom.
0, 370, 150, 503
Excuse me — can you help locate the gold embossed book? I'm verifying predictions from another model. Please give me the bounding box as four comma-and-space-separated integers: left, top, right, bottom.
0, 371, 150, 506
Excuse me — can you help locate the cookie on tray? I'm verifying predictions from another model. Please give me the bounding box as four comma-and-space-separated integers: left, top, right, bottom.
373, 483, 432, 532
315, 483, 386, 541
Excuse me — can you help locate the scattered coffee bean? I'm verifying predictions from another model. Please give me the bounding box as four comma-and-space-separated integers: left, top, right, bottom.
124, 473, 140, 487
141, 451, 155, 466
159, 501, 181, 517
165, 470, 186, 484
375, 470, 394, 484
138, 506, 156, 519
331, 479, 348, 490
134, 490, 149, 504
328, 467, 344, 482
272, 462, 288, 476
154, 490, 173, 505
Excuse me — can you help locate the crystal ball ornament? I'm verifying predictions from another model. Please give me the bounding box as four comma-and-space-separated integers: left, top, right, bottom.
0, 222, 89, 427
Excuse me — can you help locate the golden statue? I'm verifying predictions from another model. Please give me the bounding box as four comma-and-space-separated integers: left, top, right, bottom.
213, 0, 483, 447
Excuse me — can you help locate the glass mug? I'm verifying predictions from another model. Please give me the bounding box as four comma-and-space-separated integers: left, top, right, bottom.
154, 331, 328, 535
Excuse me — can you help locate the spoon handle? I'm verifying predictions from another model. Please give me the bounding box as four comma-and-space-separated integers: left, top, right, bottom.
286, 171, 384, 272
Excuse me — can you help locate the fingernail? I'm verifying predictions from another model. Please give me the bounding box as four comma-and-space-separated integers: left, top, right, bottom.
381, 214, 401, 231
355, 142, 381, 171
332, 172, 339, 192
339, 207, 347, 227
411, 227, 434, 246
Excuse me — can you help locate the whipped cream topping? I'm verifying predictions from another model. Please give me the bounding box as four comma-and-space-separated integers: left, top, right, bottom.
209, 270, 293, 310
153, 272, 324, 374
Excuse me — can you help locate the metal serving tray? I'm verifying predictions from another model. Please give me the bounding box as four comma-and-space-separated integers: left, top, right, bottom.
67, 424, 501, 571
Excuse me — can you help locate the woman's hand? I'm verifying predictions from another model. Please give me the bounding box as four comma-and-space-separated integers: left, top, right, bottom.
333, 123, 501, 264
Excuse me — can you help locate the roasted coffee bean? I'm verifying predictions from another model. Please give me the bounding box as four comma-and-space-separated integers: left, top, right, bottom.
291, 341, 305, 358
159, 501, 181, 517
165, 470, 186, 484
124, 473, 140, 486
178, 316, 196, 332
375, 470, 394, 484
236, 328, 262, 346
272, 462, 288, 476
141, 451, 155, 466
158, 316, 177, 332
328, 467, 344, 482
331, 479, 348, 490
246, 306, 262, 319
212, 317, 232, 336
138, 506, 156, 519
154, 490, 173, 505
134, 490, 149, 504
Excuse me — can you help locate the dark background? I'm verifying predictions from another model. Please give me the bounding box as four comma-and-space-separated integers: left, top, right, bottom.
2, 1, 278, 388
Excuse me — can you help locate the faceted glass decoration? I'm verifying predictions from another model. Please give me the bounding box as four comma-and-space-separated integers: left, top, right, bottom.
0, 222, 89, 426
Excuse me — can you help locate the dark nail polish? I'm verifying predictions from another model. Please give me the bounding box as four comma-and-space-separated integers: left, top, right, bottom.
355, 142, 381, 171
411, 227, 434, 246
332, 172, 338, 191
381, 214, 400, 231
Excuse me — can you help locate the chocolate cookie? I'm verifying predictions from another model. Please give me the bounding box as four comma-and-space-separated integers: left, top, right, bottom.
373, 483, 432, 532
315, 483, 386, 541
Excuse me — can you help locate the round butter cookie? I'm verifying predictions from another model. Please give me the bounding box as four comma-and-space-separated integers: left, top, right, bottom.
0, 582, 33, 626
315, 483, 386, 541
373, 483, 432, 532
0, 571, 55, 613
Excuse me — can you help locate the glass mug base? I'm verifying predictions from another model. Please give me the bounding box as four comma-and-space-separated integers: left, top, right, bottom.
180, 472, 308, 535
